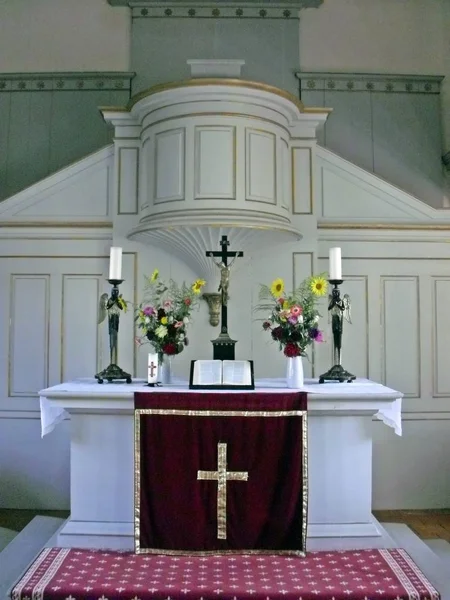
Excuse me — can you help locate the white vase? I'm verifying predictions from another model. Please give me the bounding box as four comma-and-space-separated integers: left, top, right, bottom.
286, 356, 304, 389
159, 354, 173, 385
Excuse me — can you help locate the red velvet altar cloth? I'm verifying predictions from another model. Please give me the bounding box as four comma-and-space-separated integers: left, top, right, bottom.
134, 391, 307, 555
11, 547, 441, 600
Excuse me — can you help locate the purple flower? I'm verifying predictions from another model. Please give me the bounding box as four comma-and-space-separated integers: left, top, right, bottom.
143, 306, 155, 316
309, 328, 324, 342
288, 315, 298, 325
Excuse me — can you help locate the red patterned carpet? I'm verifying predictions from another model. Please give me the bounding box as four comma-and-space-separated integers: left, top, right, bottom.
10, 547, 440, 600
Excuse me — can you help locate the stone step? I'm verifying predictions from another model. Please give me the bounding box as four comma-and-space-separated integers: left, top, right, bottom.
383, 523, 450, 600
424, 538, 450, 566
0, 516, 64, 600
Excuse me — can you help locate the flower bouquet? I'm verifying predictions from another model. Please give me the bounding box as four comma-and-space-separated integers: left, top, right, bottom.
257, 275, 327, 359
136, 269, 205, 361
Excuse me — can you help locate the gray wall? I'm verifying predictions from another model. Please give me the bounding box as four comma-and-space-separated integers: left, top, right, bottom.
299, 72, 445, 207
0, 72, 133, 201
130, 6, 300, 95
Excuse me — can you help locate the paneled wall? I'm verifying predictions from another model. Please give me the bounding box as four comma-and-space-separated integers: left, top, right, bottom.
0, 72, 133, 201
299, 72, 445, 207
130, 10, 299, 95
0, 246, 137, 508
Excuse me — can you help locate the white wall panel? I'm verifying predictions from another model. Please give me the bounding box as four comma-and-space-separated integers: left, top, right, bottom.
280, 139, 290, 211
292, 147, 312, 214
381, 276, 420, 397
432, 277, 450, 397
154, 128, 185, 202
117, 147, 139, 215
194, 126, 235, 199
245, 129, 276, 204
9, 275, 50, 397
61, 275, 101, 382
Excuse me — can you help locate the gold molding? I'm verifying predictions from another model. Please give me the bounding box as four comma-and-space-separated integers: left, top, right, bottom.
0, 221, 112, 228
127, 78, 310, 113
318, 223, 450, 231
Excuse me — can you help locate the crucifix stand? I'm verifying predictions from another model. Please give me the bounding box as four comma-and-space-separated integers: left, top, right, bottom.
206, 235, 243, 360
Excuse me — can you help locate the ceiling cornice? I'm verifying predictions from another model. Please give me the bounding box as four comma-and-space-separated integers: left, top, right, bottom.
108, 1, 323, 8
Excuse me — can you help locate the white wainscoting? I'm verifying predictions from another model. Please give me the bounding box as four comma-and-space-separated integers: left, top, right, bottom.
0, 251, 137, 509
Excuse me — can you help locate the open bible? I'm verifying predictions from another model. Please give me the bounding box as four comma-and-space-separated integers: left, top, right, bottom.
189, 360, 254, 390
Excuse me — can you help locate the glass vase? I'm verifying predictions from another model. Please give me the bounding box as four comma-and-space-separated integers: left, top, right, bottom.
286, 356, 304, 389
158, 353, 173, 385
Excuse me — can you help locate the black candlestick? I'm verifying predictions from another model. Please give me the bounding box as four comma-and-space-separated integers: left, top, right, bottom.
95, 279, 132, 384
318, 279, 356, 384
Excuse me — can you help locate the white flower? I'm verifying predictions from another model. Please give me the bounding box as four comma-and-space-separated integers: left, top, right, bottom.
144, 316, 150, 324
183, 317, 189, 324
168, 316, 174, 324
155, 325, 168, 338
179, 333, 185, 341
314, 314, 319, 323
298, 315, 304, 323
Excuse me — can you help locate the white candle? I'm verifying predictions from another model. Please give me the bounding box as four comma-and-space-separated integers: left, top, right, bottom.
329, 247, 342, 280
109, 247, 123, 280
148, 352, 159, 384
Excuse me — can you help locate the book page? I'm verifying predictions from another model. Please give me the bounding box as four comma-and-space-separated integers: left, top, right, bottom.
193, 360, 223, 386
222, 361, 252, 386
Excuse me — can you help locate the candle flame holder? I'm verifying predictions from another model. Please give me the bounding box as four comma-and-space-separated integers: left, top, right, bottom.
319, 279, 356, 384
95, 279, 132, 384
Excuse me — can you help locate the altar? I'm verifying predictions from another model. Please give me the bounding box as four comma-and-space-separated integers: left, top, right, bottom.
39, 378, 402, 552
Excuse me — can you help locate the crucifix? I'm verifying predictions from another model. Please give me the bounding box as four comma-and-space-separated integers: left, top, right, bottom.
149, 361, 157, 378
206, 235, 243, 360
197, 442, 248, 540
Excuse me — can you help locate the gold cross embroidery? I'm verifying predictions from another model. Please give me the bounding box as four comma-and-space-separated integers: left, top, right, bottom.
197, 442, 249, 540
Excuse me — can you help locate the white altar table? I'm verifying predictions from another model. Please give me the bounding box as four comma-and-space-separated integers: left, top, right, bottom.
39, 378, 402, 551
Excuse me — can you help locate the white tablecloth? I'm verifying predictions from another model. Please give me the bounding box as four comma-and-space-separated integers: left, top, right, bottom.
40, 377, 402, 437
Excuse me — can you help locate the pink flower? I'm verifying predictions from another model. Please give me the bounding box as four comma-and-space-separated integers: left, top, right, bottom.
174, 321, 184, 328
315, 330, 324, 342
277, 298, 285, 305
143, 306, 155, 316
163, 300, 172, 309
290, 305, 302, 317
288, 315, 298, 325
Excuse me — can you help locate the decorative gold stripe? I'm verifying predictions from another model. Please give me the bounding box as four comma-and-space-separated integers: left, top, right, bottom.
134, 405, 308, 556
0, 221, 112, 228
136, 409, 306, 417
318, 222, 450, 231
126, 78, 309, 112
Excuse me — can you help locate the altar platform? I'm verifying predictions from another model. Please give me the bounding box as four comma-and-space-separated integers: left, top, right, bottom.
39, 378, 403, 552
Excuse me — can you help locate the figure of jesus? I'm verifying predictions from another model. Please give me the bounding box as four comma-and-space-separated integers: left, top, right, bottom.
208, 252, 239, 306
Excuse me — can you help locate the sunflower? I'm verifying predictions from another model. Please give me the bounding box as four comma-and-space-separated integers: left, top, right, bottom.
150, 268, 159, 282
192, 278, 206, 294
310, 276, 327, 296
270, 278, 284, 298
